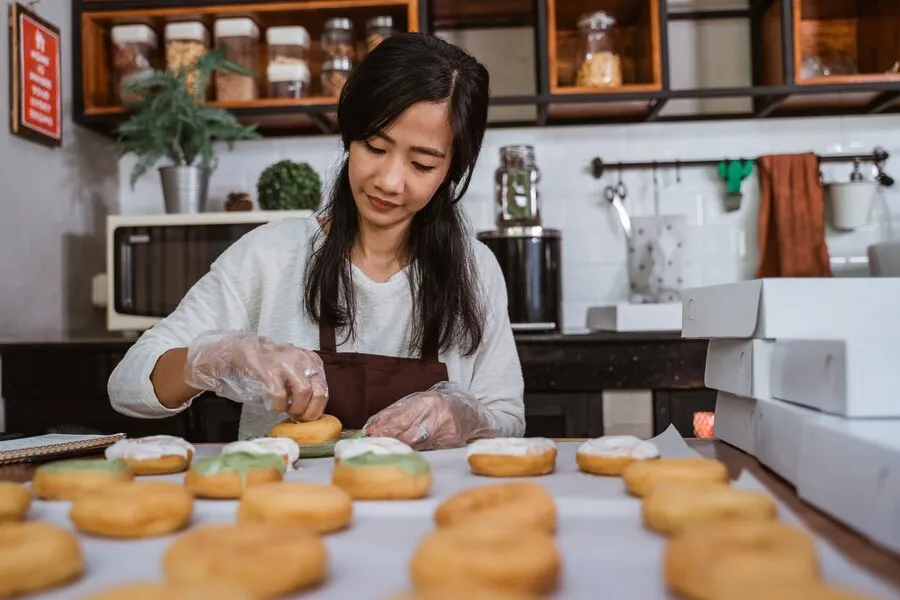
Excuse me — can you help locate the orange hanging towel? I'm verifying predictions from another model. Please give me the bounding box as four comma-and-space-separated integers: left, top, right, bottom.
755, 152, 832, 278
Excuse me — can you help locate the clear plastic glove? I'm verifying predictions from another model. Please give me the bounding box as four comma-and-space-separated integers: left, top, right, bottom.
184, 330, 328, 420
363, 382, 500, 450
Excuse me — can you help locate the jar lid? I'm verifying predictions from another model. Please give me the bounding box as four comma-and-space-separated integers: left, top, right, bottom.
214, 18, 259, 39
366, 16, 394, 30
577, 11, 616, 30
324, 17, 353, 31
267, 62, 311, 83
266, 26, 310, 47
164, 21, 209, 44
111, 24, 157, 48
323, 56, 352, 71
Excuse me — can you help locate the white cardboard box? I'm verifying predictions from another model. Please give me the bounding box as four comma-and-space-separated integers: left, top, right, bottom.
713, 391, 759, 455
755, 397, 822, 485
681, 278, 900, 339
705, 339, 774, 399
770, 339, 900, 418
586, 303, 682, 333
797, 417, 900, 555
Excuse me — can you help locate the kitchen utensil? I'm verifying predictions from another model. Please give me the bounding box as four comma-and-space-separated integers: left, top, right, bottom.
604, 171, 631, 238
717, 159, 753, 212
627, 215, 687, 304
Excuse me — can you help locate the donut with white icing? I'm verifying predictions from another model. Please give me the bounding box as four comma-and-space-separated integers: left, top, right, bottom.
222, 438, 300, 471
104, 435, 195, 475
466, 438, 557, 477
331, 437, 431, 500
575, 435, 660, 476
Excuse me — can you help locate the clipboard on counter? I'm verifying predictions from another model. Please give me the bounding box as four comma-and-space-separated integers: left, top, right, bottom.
0, 433, 126, 466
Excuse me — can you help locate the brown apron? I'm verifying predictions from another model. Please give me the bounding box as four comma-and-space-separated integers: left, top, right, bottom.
315, 310, 450, 430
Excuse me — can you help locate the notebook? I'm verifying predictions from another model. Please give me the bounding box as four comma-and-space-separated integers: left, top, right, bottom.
0, 433, 126, 466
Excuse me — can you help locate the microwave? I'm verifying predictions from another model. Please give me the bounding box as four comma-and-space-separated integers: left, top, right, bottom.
103, 211, 313, 332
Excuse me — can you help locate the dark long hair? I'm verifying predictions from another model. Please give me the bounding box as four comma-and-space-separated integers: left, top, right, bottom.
304, 33, 491, 357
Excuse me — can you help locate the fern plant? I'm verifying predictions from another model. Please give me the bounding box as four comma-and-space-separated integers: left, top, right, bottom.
116, 48, 262, 189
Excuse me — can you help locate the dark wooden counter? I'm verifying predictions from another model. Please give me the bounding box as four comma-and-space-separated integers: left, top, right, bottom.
2, 439, 898, 592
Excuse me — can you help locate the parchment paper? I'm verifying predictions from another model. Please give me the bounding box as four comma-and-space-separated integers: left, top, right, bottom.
25, 425, 899, 599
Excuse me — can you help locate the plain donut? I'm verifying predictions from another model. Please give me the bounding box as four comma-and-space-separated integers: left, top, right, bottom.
623, 457, 729, 497
434, 482, 556, 533
269, 414, 342, 445
642, 482, 777, 535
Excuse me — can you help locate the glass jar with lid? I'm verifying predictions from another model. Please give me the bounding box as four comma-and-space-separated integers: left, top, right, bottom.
574, 11, 623, 88
266, 26, 310, 66
321, 56, 351, 97
164, 21, 211, 97
365, 16, 396, 53
214, 18, 260, 102
110, 24, 157, 104
267, 62, 310, 99
495, 145, 542, 228
322, 17, 355, 59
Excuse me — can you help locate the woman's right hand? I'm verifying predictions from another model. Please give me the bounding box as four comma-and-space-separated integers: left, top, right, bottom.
184, 330, 328, 420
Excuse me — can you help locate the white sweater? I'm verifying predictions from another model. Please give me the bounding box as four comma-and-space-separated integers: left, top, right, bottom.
107, 217, 526, 440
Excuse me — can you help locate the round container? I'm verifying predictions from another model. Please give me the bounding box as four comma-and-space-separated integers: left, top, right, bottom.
267, 62, 311, 98
322, 17, 354, 59
164, 21, 210, 97
574, 11, 622, 88
321, 56, 351, 97
110, 24, 157, 104
214, 18, 260, 102
266, 26, 310, 66
366, 16, 395, 53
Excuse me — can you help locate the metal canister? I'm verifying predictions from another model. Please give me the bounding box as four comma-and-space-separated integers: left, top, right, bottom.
495, 144, 541, 228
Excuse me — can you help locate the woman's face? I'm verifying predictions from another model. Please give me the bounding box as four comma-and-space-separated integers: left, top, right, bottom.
348, 101, 454, 232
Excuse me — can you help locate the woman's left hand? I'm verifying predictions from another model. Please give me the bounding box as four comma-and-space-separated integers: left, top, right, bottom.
363, 382, 500, 450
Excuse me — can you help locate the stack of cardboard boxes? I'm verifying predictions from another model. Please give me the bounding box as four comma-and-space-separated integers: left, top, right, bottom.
682, 279, 900, 555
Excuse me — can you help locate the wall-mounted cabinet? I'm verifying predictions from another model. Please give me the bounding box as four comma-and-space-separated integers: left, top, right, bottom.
72, 0, 900, 137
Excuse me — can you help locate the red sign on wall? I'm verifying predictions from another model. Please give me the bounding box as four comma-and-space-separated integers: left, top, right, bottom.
8, 2, 62, 147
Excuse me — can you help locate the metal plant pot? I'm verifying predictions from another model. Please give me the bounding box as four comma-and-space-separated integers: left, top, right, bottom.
159, 165, 210, 214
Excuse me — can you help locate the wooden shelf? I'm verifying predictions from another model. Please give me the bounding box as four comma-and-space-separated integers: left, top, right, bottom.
431, 0, 533, 29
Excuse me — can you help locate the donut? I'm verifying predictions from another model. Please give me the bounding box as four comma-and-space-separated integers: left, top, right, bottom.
270, 414, 342, 445
331, 437, 432, 499
387, 586, 542, 600
664, 520, 820, 600
643, 482, 777, 535
466, 438, 557, 477
222, 437, 300, 470
711, 582, 880, 600
576, 435, 660, 476
410, 524, 561, 595
163, 523, 328, 598
237, 482, 353, 534
0, 521, 85, 597
622, 457, 729, 497
81, 581, 256, 600
434, 482, 556, 534
69, 481, 193, 539
0, 481, 31, 522
104, 435, 195, 475
31, 458, 134, 501
184, 452, 284, 499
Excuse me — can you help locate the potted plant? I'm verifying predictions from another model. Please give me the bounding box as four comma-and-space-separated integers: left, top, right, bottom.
257, 160, 323, 211
115, 49, 262, 213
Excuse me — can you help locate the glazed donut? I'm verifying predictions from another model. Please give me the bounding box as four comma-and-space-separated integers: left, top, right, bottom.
710, 582, 880, 600
0, 521, 85, 597
69, 481, 193, 539
104, 435, 195, 475
237, 482, 353, 534
466, 438, 557, 477
410, 524, 561, 596
222, 437, 300, 470
331, 437, 432, 500
0, 481, 31, 522
184, 452, 284, 499
82, 581, 256, 600
576, 435, 660, 476
270, 414, 342, 445
664, 520, 821, 600
31, 459, 134, 501
622, 457, 729, 497
434, 482, 556, 534
643, 482, 777, 535
163, 523, 328, 598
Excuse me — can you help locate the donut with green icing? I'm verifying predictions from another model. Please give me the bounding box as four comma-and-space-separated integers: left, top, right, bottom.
191, 452, 285, 476
342, 452, 431, 476
38, 459, 130, 474
184, 452, 284, 499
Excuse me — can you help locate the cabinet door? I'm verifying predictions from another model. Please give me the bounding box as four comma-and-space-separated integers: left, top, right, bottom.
524, 393, 591, 438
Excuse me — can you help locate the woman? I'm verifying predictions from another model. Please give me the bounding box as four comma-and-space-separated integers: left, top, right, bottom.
107, 33, 525, 449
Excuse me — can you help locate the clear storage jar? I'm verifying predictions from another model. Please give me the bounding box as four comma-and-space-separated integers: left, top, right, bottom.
266, 26, 310, 67
110, 24, 157, 104
574, 11, 623, 88
214, 18, 259, 102
322, 17, 354, 59
164, 21, 210, 97
267, 62, 310, 98
321, 56, 351, 97
365, 16, 395, 53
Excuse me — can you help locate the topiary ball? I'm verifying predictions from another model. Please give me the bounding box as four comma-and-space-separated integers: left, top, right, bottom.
256, 160, 322, 211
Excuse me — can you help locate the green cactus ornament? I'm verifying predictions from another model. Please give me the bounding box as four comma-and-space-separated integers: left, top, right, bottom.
256, 160, 322, 211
